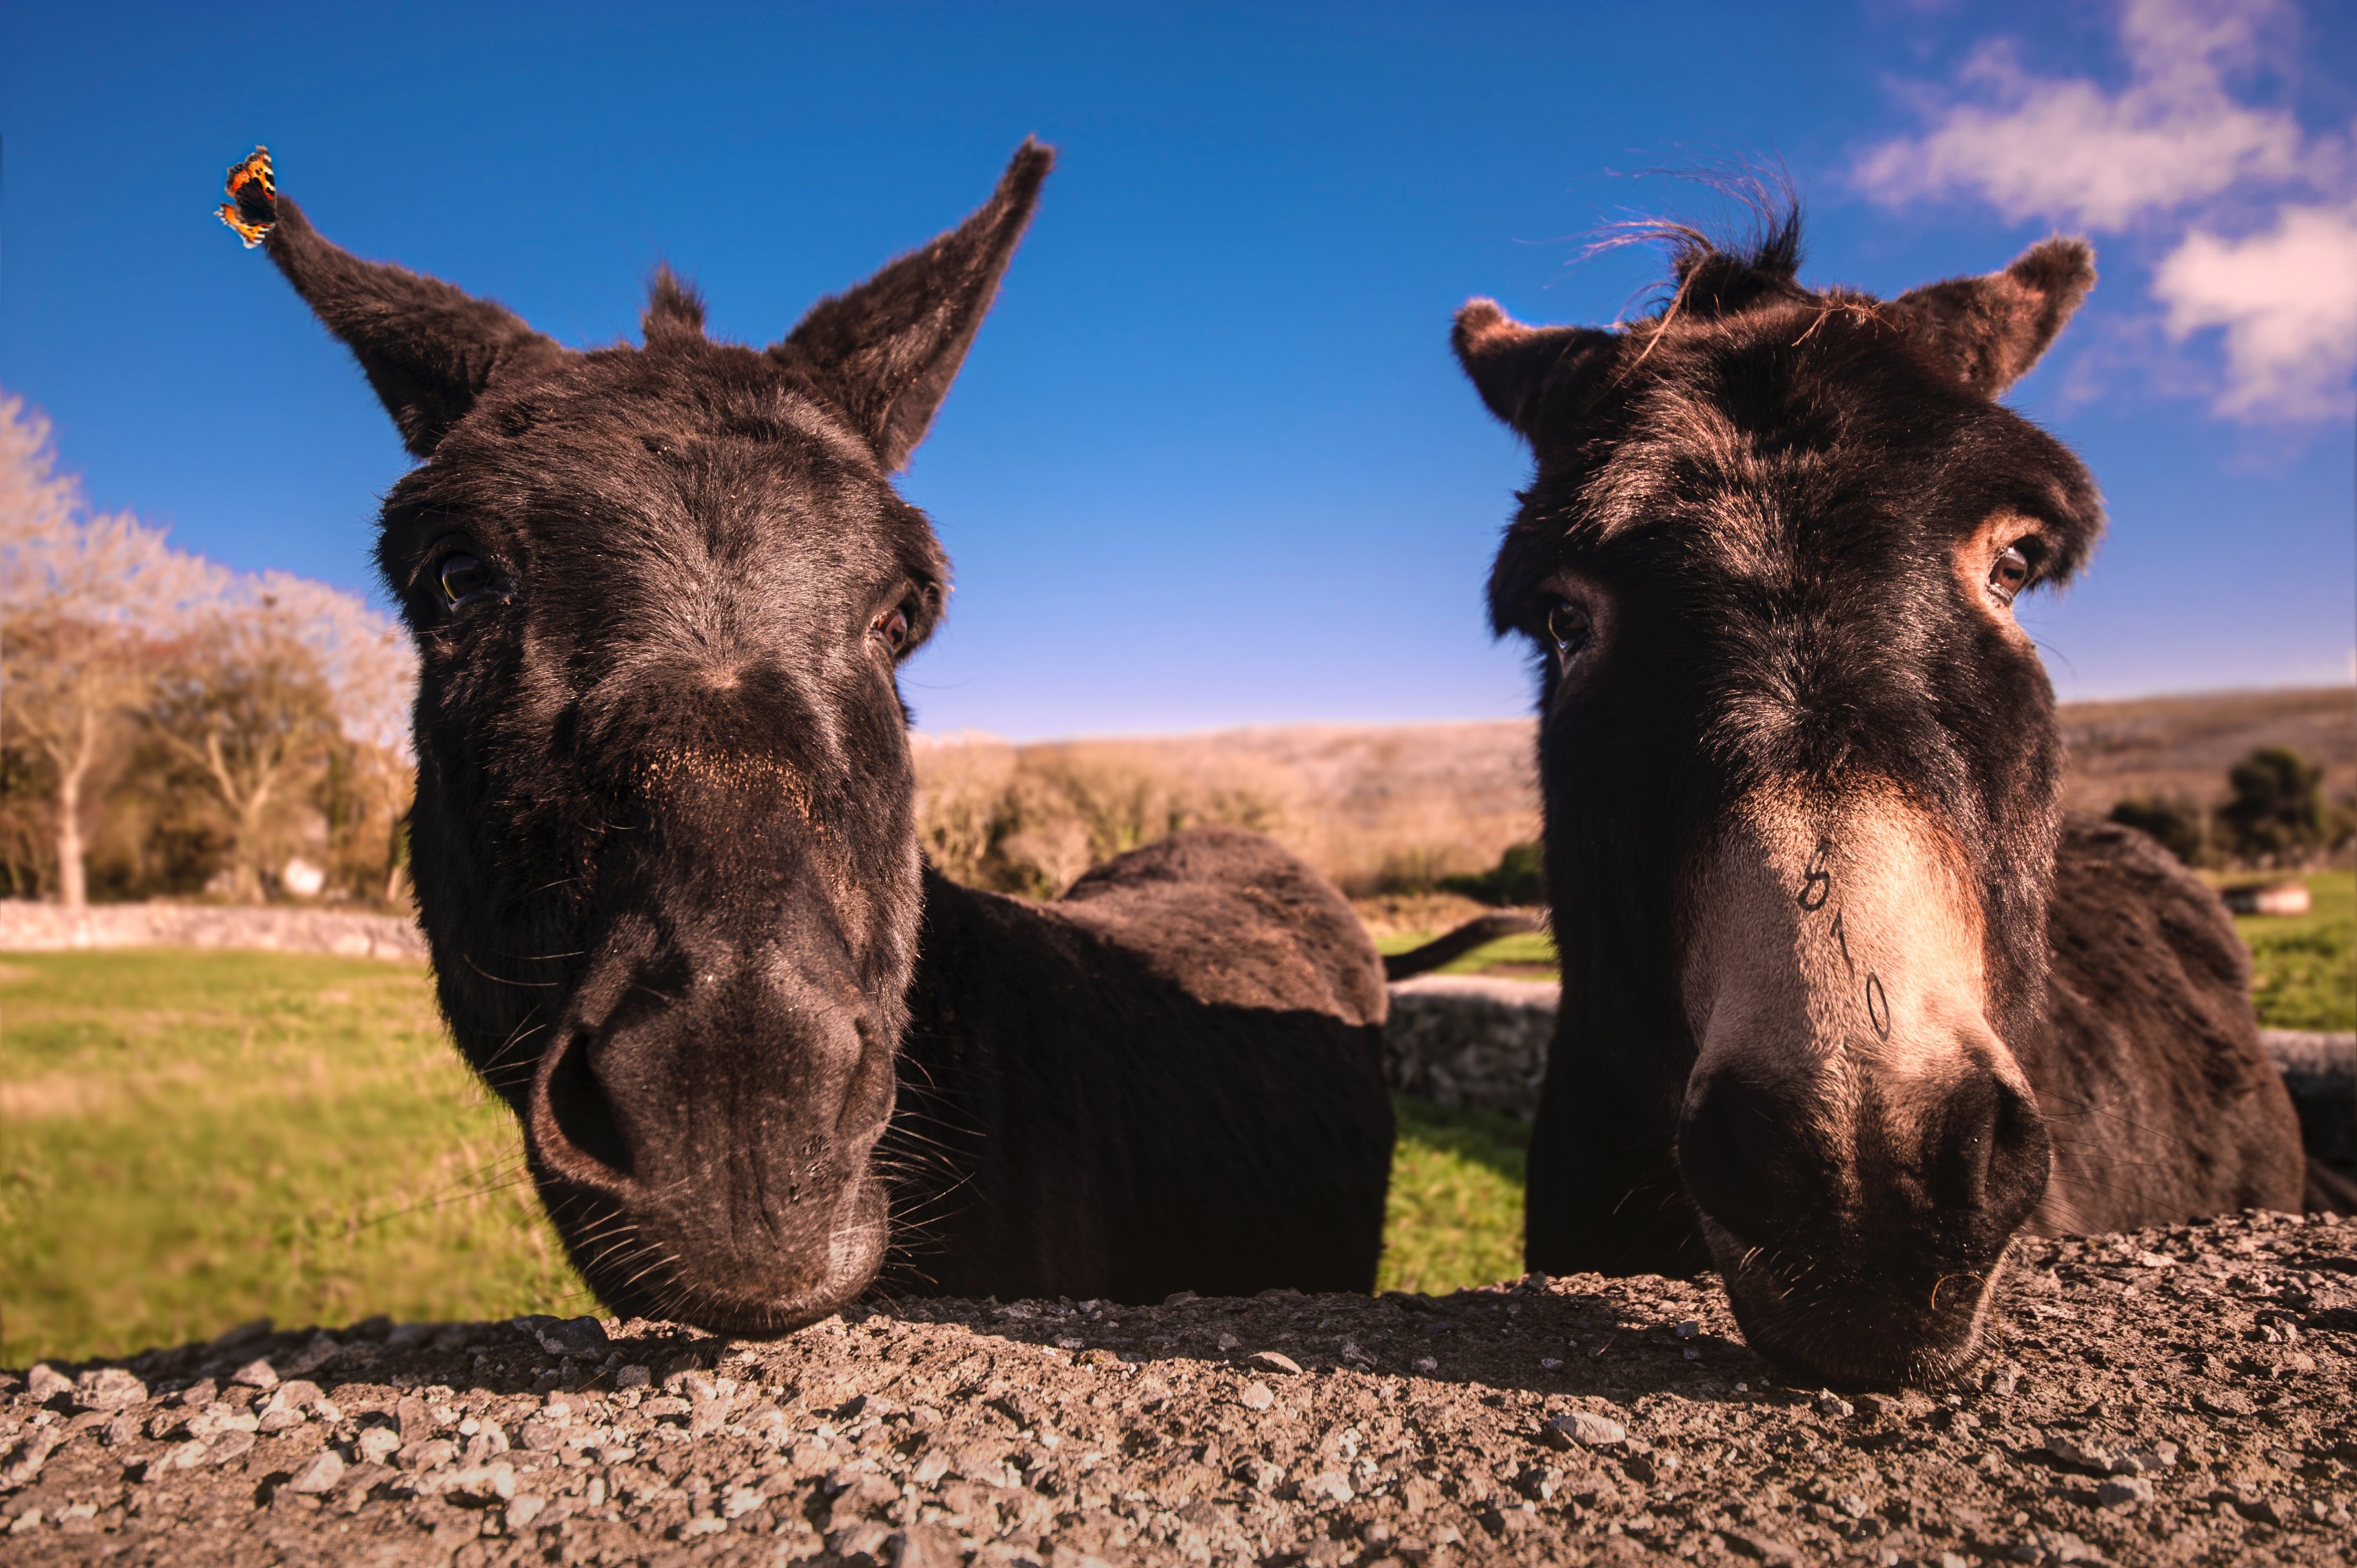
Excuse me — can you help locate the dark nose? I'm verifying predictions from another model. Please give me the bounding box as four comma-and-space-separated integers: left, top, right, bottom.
1679, 1065, 2050, 1249
1913, 1069, 2051, 1239
531, 1026, 636, 1192
526, 942, 888, 1203
1677, 1069, 1831, 1241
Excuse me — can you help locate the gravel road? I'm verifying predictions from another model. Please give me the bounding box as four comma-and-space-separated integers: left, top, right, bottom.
5, 1209, 2353, 1567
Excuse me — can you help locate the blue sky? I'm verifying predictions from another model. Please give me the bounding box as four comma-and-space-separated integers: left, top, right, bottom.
4, 0, 2351, 738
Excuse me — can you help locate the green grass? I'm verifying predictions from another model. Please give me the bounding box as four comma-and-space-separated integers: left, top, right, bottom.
0, 950, 586, 1366
2227, 869, 2356, 1032
1378, 1096, 1527, 1296
1375, 929, 1561, 976
30, 873, 2324, 1366
0, 950, 1533, 1364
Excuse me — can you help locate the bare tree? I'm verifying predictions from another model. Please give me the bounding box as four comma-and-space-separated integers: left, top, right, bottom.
250, 570, 418, 902
147, 607, 339, 901
0, 395, 220, 905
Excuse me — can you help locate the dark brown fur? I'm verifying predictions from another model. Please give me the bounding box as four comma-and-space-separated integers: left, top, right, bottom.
1453, 211, 2304, 1386
235, 145, 1393, 1333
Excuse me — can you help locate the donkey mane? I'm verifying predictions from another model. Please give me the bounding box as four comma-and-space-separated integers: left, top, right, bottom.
1607, 197, 1806, 326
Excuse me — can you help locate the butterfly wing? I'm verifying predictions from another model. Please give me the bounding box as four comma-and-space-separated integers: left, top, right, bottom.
217, 147, 277, 248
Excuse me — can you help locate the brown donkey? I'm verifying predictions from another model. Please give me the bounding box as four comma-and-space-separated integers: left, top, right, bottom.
222, 145, 1393, 1333
1454, 215, 2307, 1386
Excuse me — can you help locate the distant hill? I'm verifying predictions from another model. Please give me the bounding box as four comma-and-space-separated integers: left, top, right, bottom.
920, 687, 2353, 894
2054, 687, 2354, 816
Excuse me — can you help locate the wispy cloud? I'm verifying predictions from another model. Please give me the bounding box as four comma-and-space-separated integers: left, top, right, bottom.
2155, 199, 2357, 419
1857, 0, 2354, 423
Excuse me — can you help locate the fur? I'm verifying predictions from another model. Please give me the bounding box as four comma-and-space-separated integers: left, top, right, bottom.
242, 143, 1391, 1333
1453, 212, 2303, 1387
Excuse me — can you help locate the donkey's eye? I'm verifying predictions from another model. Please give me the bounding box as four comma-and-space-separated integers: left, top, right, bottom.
1988, 544, 2034, 605
1546, 599, 1593, 658
436, 551, 496, 608
875, 607, 911, 654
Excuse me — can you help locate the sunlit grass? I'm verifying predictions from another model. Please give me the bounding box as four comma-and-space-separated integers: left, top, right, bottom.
1377, 1096, 1526, 1295
1, 951, 1542, 1364
1374, 928, 1560, 976
0, 950, 586, 1366
2226, 869, 2356, 1032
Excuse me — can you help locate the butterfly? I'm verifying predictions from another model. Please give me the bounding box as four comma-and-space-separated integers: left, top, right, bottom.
218, 147, 276, 248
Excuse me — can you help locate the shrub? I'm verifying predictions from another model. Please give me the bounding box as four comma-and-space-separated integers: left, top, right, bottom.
1439, 840, 1547, 905
2107, 793, 2209, 865
913, 737, 1292, 898
2221, 746, 2326, 865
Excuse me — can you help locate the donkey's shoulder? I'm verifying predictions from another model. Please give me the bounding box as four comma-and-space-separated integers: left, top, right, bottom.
1048, 827, 1387, 1027
2050, 814, 2248, 1000
2041, 813, 2303, 1218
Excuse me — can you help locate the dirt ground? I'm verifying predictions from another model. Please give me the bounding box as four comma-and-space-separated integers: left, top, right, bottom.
4, 1210, 2354, 1568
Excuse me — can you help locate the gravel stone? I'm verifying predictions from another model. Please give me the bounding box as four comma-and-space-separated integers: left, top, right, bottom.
2045, 1432, 2116, 1473
1300, 1469, 1354, 1504
69, 1368, 146, 1411
2096, 1476, 2155, 1508
23, 1364, 69, 1402
533, 1314, 610, 1359
4, 1213, 2351, 1564
257, 1379, 321, 1417
226, 1358, 277, 1390
1722, 1524, 1799, 1561
202, 1430, 254, 1465
1247, 1349, 1304, 1375
284, 1451, 343, 1494
1545, 1409, 1627, 1447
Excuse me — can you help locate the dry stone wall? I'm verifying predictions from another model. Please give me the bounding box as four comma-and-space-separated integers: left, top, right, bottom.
0, 901, 426, 962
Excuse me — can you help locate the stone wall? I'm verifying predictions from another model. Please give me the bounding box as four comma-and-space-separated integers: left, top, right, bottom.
2271, 1028, 2357, 1174
1382, 974, 1557, 1120
0, 900, 427, 962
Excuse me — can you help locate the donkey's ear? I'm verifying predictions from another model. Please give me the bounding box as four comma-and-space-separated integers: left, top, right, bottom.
770, 140, 1053, 470
222, 150, 562, 458
1453, 301, 1618, 440
1888, 238, 2096, 399
264, 199, 563, 457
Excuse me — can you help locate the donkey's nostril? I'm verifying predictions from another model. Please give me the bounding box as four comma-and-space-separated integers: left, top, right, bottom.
538, 1031, 633, 1182
1928, 1073, 2049, 1230
1678, 1071, 1820, 1239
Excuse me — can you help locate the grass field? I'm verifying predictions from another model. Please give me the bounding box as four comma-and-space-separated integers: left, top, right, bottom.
0, 951, 586, 1368
0, 950, 1531, 1365
1377, 928, 1561, 977
2225, 870, 2356, 1031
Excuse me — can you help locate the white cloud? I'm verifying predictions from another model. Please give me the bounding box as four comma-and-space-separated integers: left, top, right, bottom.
2154, 199, 2357, 419
1857, 0, 2354, 422
1858, 0, 2302, 226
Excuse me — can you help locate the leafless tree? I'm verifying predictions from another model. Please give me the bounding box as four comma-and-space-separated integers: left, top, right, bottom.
0, 395, 222, 905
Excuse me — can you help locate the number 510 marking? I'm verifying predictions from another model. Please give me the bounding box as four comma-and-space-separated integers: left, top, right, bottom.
1797, 836, 1891, 1041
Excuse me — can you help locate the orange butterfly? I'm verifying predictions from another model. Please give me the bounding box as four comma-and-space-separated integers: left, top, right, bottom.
218, 146, 276, 247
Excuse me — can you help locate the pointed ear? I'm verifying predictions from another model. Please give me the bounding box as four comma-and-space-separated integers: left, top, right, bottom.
225, 151, 563, 457
770, 140, 1053, 470
1888, 237, 2096, 399
1452, 300, 1618, 440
